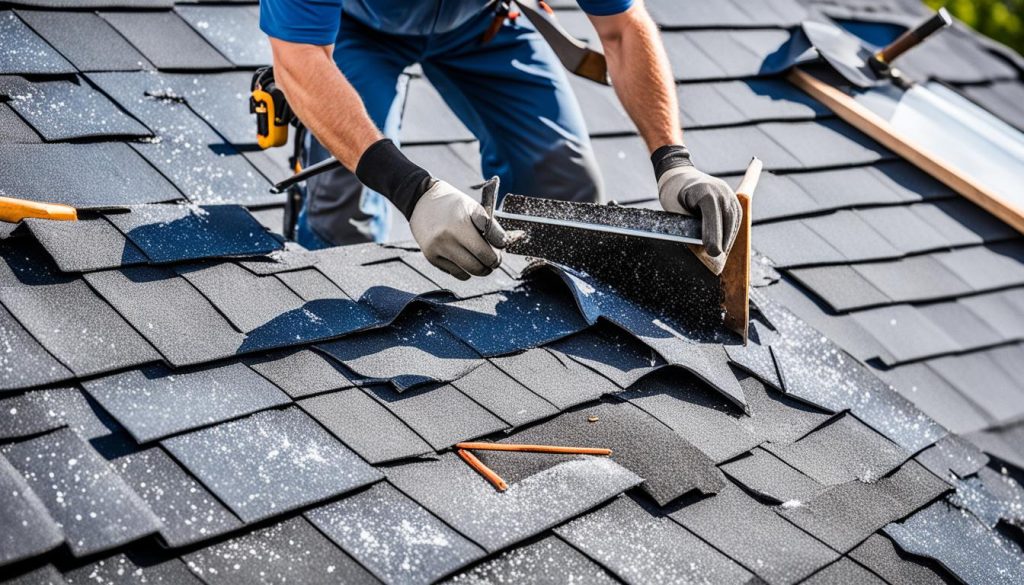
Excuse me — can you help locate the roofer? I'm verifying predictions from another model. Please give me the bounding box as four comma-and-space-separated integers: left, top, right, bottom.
260, 0, 741, 280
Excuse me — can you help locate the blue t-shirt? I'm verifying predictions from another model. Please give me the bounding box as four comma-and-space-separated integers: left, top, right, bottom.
260, 0, 632, 44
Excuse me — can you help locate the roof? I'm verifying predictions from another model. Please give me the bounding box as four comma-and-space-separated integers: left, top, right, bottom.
1, 0, 1024, 583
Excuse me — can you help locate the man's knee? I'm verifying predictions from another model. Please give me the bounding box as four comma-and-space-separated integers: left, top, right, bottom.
529, 140, 604, 204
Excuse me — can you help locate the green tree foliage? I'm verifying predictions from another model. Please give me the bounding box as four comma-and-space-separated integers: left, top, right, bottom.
925, 0, 1024, 54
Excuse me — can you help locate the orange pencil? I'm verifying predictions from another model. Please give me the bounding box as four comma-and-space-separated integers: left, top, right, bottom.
457, 449, 508, 492
455, 442, 613, 457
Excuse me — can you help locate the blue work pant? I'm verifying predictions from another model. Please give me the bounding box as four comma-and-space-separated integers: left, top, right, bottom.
299, 8, 603, 247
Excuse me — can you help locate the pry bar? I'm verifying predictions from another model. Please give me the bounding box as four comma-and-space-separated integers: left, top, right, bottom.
271, 156, 343, 193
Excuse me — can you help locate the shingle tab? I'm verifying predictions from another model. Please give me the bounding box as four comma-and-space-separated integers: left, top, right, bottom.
183, 517, 379, 585
113, 447, 242, 547
765, 414, 910, 485
670, 483, 839, 585
84, 267, 246, 366
107, 205, 281, 265
621, 373, 760, 463
720, 447, 825, 504
162, 407, 382, 523
14, 10, 151, 72
175, 5, 269, 68
100, 10, 232, 70
83, 363, 289, 444
364, 383, 506, 450
386, 453, 641, 553
24, 217, 148, 273
555, 495, 754, 585
548, 324, 666, 389
0, 143, 181, 208
177, 262, 306, 332
490, 347, 617, 410
0, 305, 73, 392
247, 349, 355, 399
299, 389, 433, 464
449, 362, 558, 428
851, 304, 963, 364
0, 78, 150, 142
64, 554, 201, 585
0, 11, 75, 75
780, 460, 950, 553
849, 533, 956, 585
306, 482, 485, 585
0, 453, 63, 566
2, 428, 161, 557
0, 279, 161, 377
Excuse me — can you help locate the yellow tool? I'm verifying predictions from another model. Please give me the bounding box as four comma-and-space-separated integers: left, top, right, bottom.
250, 67, 294, 150
0, 197, 77, 223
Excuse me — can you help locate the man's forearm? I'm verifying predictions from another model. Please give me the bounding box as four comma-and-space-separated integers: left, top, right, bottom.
591, 3, 682, 152
270, 38, 382, 171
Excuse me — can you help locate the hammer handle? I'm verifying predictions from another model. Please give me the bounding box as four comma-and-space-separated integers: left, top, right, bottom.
0, 197, 77, 223
876, 8, 952, 64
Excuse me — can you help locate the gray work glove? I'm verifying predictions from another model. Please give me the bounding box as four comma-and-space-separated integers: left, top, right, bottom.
654, 145, 741, 258
409, 180, 509, 280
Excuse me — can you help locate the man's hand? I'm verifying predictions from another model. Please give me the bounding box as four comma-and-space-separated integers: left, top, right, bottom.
409, 180, 509, 280
654, 146, 741, 257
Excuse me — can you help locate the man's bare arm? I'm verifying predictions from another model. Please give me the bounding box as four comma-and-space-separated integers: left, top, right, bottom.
588, 1, 681, 153
270, 38, 381, 170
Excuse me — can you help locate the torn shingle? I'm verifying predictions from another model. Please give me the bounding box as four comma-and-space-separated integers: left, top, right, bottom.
14, 10, 151, 72
247, 349, 355, 399
363, 383, 506, 451
720, 447, 825, 504
0, 279, 161, 377
884, 500, 1024, 585
780, 460, 950, 553
621, 372, 759, 464
162, 407, 382, 523
436, 283, 589, 357
99, 10, 232, 70
670, 482, 839, 585
298, 389, 433, 464
445, 535, 616, 584
0, 143, 181, 208
306, 482, 485, 585
915, 434, 990, 482
555, 494, 754, 585
82, 363, 289, 444
449, 362, 558, 428
0, 305, 73, 392
386, 453, 641, 553
2, 428, 160, 557
183, 517, 378, 585
765, 414, 910, 485
0, 78, 150, 142
0, 453, 62, 566
177, 262, 306, 332
106, 205, 281, 265
478, 401, 725, 505
24, 217, 148, 273
489, 347, 617, 411
84, 267, 247, 366
0, 11, 75, 75
113, 447, 242, 548
315, 255, 440, 323
735, 374, 832, 445
318, 313, 483, 391
175, 5, 269, 68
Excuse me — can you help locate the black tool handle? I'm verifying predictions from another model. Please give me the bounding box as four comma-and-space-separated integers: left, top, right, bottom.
876, 8, 952, 64
271, 156, 343, 193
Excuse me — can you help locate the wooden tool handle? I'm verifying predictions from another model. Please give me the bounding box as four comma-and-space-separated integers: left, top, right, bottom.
876, 8, 952, 64
456, 442, 613, 456
457, 449, 508, 492
0, 197, 77, 223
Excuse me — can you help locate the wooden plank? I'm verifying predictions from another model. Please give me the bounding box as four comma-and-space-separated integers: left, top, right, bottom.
788, 67, 1024, 235
721, 158, 761, 343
